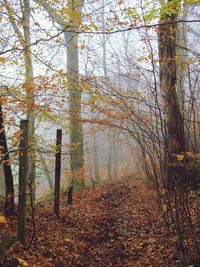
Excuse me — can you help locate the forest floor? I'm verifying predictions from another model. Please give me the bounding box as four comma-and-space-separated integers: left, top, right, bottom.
0, 177, 200, 267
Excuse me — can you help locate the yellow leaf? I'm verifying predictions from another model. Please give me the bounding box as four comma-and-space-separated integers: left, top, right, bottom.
93, 25, 99, 31
147, 54, 152, 59
9, 117, 16, 123
171, 235, 179, 243
177, 154, 184, 161
161, 204, 167, 212
0, 215, 7, 224
80, 44, 85, 50
185, 0, 199, 5
12, 59, 18, 65
17, 258, 29, 266
64, 237, 71, 243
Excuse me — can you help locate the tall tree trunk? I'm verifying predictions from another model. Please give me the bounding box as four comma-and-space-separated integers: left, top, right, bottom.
22, 0, 35, 203
33, 0, 85, 185
112, 131, 118, 179
0, 165, 5, 198
39, 153, 54, 191
176, 6, 188, 115
4, 0, 35, 203
107, 138, 112, 179
101, 0, 112, 179
65, 0, 85, 185
93, 131, 99, 181
158, 0, 186, 185
64, 28, 84, 184
0, 102, 15, 216
18, 120, 28, 244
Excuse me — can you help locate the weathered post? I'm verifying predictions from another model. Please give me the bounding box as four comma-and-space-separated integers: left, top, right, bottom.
67, 186, 73, 205
18, 120, 28, 244
54, 129, 62, 218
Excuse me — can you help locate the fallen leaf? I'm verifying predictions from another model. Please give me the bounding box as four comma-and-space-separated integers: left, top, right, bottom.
0, 215, 7, 224
17, 257, 29, 266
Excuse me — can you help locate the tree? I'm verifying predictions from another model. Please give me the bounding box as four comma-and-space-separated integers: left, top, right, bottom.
176, 4, 188, 112
0, 99, 15, 216
158, 0, 186, 186
100, 0, 113, 179
4, 0, 36, 201
33, 0, 85, 185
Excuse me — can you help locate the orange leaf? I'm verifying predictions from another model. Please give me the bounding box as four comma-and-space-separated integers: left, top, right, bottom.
0, 57, 6, 63
0, 215, 7, 224
46, 106, 52, 112
0, 97, 8, 103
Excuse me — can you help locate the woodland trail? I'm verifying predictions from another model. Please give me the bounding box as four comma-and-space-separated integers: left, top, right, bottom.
2, 178, 184, 266
68, 179, 171, 267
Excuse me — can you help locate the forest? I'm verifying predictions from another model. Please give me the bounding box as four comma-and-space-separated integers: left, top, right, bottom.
0, 0, 200, 266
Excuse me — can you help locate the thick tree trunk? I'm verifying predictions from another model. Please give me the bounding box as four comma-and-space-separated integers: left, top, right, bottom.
33, 0, 85, 185
65, 30, 84, 184
158, 0, 186, 186
66, 0, 85, 184
176, 17, 187, 112
158, 5, 186, 154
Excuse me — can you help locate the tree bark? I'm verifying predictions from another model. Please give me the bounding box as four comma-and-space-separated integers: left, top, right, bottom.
0, 165, 5, 198
0, 102, 15, 216
93, 131, 99, 181
54, 129, 62, 218
22, 0, 36, 204
33, 0, 85, 184
4, 0, 36, 203
39, 153, 54, 191
158, 0, 186, 185
101, 0, 112, 180
65, 28, 84, 183
18, 120, 28, 244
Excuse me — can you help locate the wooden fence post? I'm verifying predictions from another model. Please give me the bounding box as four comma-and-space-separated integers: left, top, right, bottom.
54, 129, 62, 218
17, 120, 28, 244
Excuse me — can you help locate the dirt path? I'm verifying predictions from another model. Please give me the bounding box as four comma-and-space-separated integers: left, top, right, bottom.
1, 179, 181, 266
57, 180, 172, 266
77, 183, 138, 266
